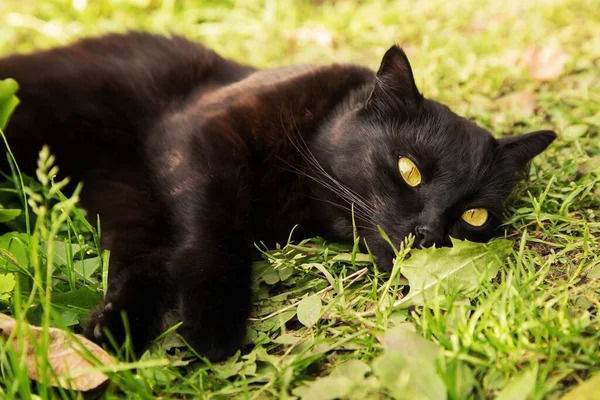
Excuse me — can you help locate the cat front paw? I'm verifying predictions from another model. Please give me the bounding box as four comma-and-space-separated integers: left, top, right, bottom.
84, 272, 167, 355
85, 297, 128, 350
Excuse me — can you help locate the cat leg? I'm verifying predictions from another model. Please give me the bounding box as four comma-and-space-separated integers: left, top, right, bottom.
168, 176, 254, 361
85, 253, 173, 354
82, 180, 174, 354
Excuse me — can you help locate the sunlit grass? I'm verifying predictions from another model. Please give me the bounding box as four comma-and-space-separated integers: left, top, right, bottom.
0, 0, 598, 398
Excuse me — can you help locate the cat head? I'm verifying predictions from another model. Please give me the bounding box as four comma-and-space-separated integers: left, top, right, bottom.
316, 45, 556, 270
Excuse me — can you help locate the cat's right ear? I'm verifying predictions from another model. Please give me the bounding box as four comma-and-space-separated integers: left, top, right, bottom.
365, 45, 423, 113
497, 130, 557, 169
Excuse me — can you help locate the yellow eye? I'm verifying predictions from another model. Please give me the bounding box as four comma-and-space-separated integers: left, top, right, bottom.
461, 208, 488, 227
398, 157, 421, 187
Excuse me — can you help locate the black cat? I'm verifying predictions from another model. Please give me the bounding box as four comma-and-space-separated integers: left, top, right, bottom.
0, 32, 556, 360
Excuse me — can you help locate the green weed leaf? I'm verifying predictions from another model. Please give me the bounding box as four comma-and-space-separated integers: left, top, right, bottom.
0, 208, 21, 223
0, 78, 19, 130
297, 294, 321, 327
496, 367, 537, 400
445, 361, 476, 400
73, 257, 101, 282
396, 238, 512, 308
331, 359, 371, 381
373, 323, 447, 400
0, 273, 15, 301
587, 264, 600, 279
50, 286, 104, 310
293, 376, 355, 400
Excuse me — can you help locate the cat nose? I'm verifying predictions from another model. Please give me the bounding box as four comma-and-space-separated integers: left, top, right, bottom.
414, 225, 436, 248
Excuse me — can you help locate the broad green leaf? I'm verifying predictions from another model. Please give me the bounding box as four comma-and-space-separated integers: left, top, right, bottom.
294, 359, 374, 400
588, 264, 600, 279
0, 78, 20, 130
559, 373, 600, 400
0, 209, 21, 223
293, 376, 355, 400
496, 367, 537, 400
373, 323, 447, 400
396, 238, 512, 308
278, 265, 294, 281
52, 240, 83, 266
54, 310, 80, 327
273, 332, 302, 345
214, 352, 244, 379
73, 257, 101, 282
331, 359, 370, 381
445, 361, 476, 400
262, 268, 280, 285
297, 295, 321, 327
27, 286, 104, 326
50, 286, 104, 310
382, 323, 442, 361
0, 273, 15, 301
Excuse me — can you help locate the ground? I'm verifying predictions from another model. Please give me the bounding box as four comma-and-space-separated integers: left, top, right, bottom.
0, 0, 598, 399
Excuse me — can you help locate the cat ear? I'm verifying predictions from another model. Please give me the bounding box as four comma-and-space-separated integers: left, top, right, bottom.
497, 130, 557, 168
365, 45, 423, 112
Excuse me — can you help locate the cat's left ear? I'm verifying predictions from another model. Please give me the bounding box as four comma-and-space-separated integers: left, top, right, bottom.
365, 45, 423, 113
497, 130, 557, 168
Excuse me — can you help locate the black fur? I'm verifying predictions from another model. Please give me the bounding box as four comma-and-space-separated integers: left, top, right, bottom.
0, 33, 556, 360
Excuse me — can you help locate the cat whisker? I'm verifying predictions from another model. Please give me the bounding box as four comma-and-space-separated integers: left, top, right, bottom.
307, 195, 381, 233
279, 160, 378, 226
280, 110, 379, 218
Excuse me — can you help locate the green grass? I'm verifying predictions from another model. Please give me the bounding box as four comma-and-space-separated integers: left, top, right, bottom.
0, 0, 599, 398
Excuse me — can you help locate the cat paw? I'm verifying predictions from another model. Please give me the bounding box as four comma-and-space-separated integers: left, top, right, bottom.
85, 298, 127, 349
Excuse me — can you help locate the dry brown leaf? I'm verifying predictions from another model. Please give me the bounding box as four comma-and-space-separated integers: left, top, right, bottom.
498, 91, 537, 116
522, 47, 570, 81
284, 25, 333, 46
0, 313, 115, 392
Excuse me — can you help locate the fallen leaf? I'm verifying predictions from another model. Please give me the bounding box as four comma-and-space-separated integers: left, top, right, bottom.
0, 313, 115, 391
498, 91, 537, 117
395, 238, 512, 308
522, 47, 570, 81
285, 25, 333, 46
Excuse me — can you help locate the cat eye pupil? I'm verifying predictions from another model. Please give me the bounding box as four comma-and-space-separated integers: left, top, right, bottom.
398, 157, 421, 187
